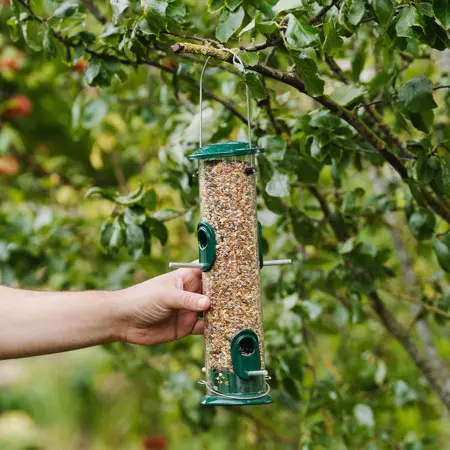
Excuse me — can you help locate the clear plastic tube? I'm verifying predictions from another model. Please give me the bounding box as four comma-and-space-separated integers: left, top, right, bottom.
199, 155, 265, 393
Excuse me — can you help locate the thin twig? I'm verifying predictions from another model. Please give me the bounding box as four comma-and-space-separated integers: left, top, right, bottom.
356, 100, 382, 109
162, 31, 221, 47
433, 85, 450, 91
80, 0, 107, 24
240, 37, 282, 53
308, 0, 340, 25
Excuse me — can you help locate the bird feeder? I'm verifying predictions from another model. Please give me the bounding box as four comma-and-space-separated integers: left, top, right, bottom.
170, 54, 291, 406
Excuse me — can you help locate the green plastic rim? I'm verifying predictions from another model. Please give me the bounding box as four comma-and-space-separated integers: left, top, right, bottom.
201, 394, 273, 406
188, 141, 263, 160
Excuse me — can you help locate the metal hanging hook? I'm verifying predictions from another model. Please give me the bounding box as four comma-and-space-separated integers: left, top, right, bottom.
198, 50, 252, 149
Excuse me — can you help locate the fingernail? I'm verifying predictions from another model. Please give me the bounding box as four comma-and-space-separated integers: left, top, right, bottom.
198, 297, 208, 309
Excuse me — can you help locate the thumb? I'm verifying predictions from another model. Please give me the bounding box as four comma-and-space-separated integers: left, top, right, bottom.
166, 289, 210, 312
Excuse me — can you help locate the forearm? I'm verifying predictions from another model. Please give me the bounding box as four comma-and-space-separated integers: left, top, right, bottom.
0, 287, 124, 359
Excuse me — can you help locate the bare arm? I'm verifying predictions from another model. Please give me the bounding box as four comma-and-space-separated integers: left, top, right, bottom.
0, 269, 209, 360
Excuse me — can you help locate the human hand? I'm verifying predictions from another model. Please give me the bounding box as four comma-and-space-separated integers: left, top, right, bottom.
116, 268, 209, 346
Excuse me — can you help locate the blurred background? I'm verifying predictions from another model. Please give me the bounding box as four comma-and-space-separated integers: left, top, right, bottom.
2, 0, 450, 448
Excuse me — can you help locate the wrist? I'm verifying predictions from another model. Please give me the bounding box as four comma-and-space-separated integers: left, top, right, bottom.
108, 288, 132, 343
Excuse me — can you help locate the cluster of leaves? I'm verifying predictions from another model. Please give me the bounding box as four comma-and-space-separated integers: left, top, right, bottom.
85, 183, 168, 259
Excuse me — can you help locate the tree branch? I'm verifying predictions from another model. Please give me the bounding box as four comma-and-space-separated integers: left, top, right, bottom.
370, 291, 450, 413
171, 42, 410, 181
310, 176, 450, 413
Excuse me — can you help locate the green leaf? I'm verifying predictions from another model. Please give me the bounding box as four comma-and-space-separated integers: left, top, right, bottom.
140, 189, 157, 210
225, 0, 242, 11
142, 226, 152, 256
395, 6, 426, 38
84, 59, 102, 84
21, 18, 43, 52
295, 158, 320, 184
330, 85, 365, 108
284, 14, 318, 49
310, 135, 330, 161
398, 76, 437, 113
167, 0, 186, 22
291, 212, 317, 244
266, 171, 290, 197
413, 155, 438, 184
434, 0, 450, 30
258, 135, 286, 161
43, 27, 56, 59
239, 18, 255, 35
100, 221, 113, 251
208, 0, 223, 12
416, 2, 434, 17
353, 404, 375, 429
81, 99, 109, 128
124, 206, 147, 225
394, 380, 418, 406
142, 0, 169, 29
407, 179, 427, 207
272, 0, 301, 13
373, 0, 394, 26
263, 191, 285, 214
53, 1, 79, 18
244, 72, 268, 102
114, 183, 145, 205
433, 235, 450, 272
323, 22, 344, 56
147, 217, 168, 245
240, 13, 278, 36
126, 223, 145, 259
432, 159, 450, 195
216, 6, 245, 42
85, 186, 117, 201
7, 16, 20, 42
409, 110, 434, 133
347, 0, 365, 25
110, 0, 130, 23
290, 52, 324, 96
408, 207, 435, 240
109, 219, 125, 254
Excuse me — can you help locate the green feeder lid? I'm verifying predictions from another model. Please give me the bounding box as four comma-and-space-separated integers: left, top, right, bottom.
188, 141, 263, 160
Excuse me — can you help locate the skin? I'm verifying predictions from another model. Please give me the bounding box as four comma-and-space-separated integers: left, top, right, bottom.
0, 268, 209, 360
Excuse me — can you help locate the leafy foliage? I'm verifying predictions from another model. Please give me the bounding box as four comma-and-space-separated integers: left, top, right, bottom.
1, 0, 450, 447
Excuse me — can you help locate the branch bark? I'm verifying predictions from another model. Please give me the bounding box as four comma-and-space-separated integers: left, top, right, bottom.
171, 43, 408, 180
370, 291, 450, 412
172, 42, 450, 225
311, 175, 450, 413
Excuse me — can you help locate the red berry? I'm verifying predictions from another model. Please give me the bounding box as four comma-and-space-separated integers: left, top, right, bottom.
2, 94, 32, 119
0, 156, 19, 175
142, 435, 167, 450
74, 57, 87, 73
1, 59, 17, 71
162, 57, 179, 72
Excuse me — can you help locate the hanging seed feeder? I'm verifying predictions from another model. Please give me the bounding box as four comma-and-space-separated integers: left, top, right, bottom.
170, 54, 291, 406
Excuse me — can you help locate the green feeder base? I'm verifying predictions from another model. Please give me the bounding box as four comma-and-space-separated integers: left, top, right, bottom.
201, 394, 273, 406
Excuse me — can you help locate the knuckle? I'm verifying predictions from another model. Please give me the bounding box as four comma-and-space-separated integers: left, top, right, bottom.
181, 292, 193, 309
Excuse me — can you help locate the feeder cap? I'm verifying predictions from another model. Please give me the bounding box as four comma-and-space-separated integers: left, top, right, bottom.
188, 141, 263, 160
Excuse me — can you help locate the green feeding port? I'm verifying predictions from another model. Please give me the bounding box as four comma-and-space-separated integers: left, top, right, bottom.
197, 222, 216, 272
188, 141, 263, 160
201, 330, 272, 406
